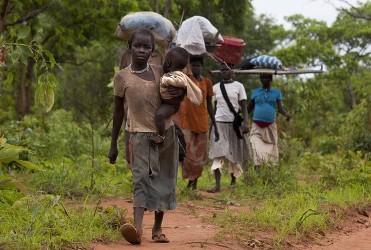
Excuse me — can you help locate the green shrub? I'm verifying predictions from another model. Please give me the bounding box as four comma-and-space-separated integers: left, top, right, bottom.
312, 135, 340, 154
340, 100, 371, 153
298, 151, 371, 189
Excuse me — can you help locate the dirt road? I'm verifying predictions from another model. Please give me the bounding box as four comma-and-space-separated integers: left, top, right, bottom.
302, 207, 370, 250
91, 198, 370, 250
92, 198, 244, 250
306, 227, 371, 250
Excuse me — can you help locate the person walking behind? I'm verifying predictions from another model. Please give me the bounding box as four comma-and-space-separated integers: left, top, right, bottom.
108, 28, 184, 245
176, 57, 219, 190
207, 63, 249, 193
247, 74, 291, 168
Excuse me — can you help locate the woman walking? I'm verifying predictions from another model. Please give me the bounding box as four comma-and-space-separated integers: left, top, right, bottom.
207, 63, 250, 193
108, 28, 184, 244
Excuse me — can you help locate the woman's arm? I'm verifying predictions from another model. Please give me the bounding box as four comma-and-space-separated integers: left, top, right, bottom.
239, 99, 250, 134
207, 96, 219, 141
108, 96, 125, 164
247, 99, 255, 114
277, 100, 291, 121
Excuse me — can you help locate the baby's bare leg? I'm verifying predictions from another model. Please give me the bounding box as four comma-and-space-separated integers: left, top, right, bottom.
155, 103, 178, 136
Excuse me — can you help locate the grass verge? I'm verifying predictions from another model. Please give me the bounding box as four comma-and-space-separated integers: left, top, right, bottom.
0, 193, 125, 250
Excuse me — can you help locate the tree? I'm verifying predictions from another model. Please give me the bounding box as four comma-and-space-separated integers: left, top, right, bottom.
273, 1, 370, 109
0, 0, 57, 116
0, 0, 283, 121
329, 2, 370, 108
333, 0, 371, 20
264, 1, 370, 155
0, 0, 145, 117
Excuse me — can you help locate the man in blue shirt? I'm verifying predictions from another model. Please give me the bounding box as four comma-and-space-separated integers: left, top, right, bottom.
247, 74, 291, 168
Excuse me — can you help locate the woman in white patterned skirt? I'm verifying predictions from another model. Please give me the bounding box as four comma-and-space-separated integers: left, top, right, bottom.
207, 63, 250, 193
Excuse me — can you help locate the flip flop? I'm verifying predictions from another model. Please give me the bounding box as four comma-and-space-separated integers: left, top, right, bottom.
152, 233, 170, 243
207, 187, 220, 193
120, 223, 141, 245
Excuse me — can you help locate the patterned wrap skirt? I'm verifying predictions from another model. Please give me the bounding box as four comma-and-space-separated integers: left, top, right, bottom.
181, 129, 208, 181
130, 126, 178, 211
208, 122, 250, 163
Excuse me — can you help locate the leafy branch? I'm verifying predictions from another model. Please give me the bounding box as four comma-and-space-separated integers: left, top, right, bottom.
1, 25, 61, 112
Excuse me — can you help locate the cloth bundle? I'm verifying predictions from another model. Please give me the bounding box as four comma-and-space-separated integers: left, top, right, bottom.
176, 16, 223, 55
116, 11, 176, 47
160, 71, 202, 105
250, 55, 282, 69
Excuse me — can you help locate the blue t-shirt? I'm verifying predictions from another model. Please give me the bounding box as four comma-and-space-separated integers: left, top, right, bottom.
251, 87, 282, 123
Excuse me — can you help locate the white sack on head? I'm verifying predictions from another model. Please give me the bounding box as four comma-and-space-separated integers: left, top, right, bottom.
116, 11, 176, 47
176, 16, 223, 55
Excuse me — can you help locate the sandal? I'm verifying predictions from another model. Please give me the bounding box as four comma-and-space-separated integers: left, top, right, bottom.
120, 223, 141, 245
152, 233, 170, 243
207, 186, 220, 193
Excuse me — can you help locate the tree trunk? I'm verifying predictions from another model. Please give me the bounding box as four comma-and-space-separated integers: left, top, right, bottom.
0, 0, 10, 33
155, 0, 159, 13
346, 79, 356, 109
16, 59, 35, 116
15, 65, 25, 115
163, 0, 172, 18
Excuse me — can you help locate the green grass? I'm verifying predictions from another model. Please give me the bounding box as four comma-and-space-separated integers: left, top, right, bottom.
179, 154, 371, 247
0, 194, 125, 250
203, 182, 370, 245
30, 156, 133, 198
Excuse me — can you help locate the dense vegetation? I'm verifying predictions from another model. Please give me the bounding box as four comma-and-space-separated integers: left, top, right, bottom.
0, 0, 370, 249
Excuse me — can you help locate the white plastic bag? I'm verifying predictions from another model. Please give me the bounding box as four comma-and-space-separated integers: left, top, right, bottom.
176, 16, 223, 55
116, 11, 176, 47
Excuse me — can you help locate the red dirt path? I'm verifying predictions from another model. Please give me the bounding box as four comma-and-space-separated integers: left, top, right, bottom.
91, 198, 370, 250
301, 207, 370, 250
91, 198, 244, 250
305, 227, 371, 250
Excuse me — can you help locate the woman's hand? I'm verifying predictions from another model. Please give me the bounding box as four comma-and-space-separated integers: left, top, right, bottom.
242, 123, 250, 134
209, 123, 219, 142
108, 146, 118, 164
214, 127, 220, 142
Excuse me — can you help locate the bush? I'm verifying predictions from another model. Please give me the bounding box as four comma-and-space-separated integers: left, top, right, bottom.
340, 100, 371, 153
298, 151, 371, 189
311, 135, 340, 154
